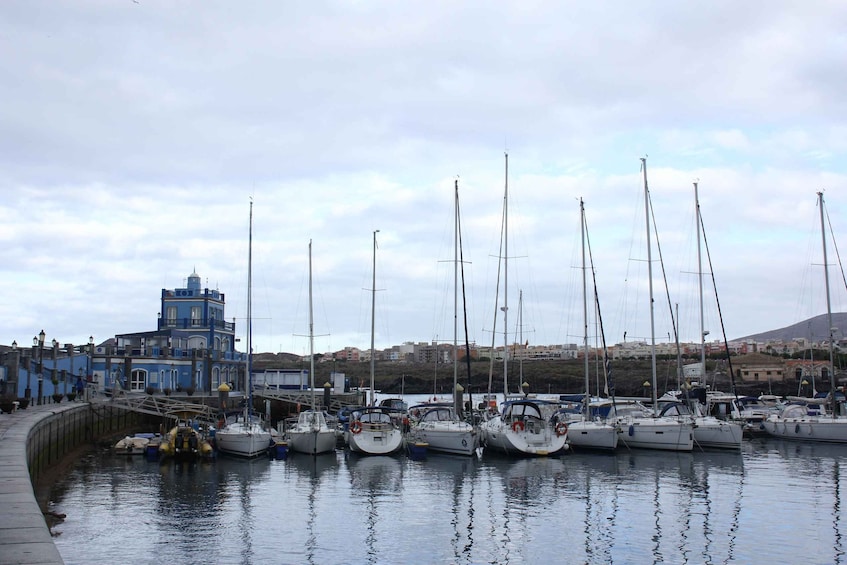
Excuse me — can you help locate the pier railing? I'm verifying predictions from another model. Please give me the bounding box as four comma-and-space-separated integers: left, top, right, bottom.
93, 392, 218, 423
254, 389, 363, 413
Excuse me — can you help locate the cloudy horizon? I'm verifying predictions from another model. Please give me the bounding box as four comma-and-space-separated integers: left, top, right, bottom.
3, 1, 846, 356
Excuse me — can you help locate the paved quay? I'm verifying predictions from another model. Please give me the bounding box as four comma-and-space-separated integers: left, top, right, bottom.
0, 404, 68, 565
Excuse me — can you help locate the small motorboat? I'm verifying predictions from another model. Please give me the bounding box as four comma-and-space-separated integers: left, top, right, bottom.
113, 434, 154, 455
159, 420, 214, 460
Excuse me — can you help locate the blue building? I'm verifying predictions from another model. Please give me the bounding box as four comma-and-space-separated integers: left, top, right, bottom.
1, 334, 95, 405
91, 270, 247, 394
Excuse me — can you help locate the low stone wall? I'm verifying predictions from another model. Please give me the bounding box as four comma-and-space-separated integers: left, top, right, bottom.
26, 403, 144, 483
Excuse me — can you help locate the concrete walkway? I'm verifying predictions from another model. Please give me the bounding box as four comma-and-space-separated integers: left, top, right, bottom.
0, 404, 66, 565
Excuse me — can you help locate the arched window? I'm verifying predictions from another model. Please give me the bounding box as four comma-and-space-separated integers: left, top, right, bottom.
188, 337, 207, 350
130, 369, 147, 392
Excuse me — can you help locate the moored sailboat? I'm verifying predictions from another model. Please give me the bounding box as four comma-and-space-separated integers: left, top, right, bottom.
763, 191, 847, 443
216, 199, 272, 458
346, 230, 404, 455
658, 181, 743, 450
563, 198, 619, 451
406, 180, 478, 456
684, 181, 742, 449
478, 153, 568, 456
287, 240, 337, 455
612, 158, 693, 452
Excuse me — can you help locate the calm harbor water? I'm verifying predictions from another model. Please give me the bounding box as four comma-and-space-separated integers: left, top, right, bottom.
47, 435, 845, 565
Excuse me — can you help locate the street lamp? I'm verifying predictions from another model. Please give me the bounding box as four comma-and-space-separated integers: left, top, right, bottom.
51, 338, 59, 401
87, 336, 94, 385
521, 381, 529, 398
6, 340, 17, 398
67, 342, 74, 397
35, 330, 45, 405
26, 338, 35, 401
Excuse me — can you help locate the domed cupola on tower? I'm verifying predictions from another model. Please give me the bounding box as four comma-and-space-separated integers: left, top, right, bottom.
187, 270, 202, 294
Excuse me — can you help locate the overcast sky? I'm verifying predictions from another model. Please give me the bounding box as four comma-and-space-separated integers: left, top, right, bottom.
3, 1, 847, 357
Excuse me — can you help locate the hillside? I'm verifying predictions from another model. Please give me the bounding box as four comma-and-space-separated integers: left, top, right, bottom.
735, 312, 847, 343
246, 315, 845, 398
249, 355, 797, 398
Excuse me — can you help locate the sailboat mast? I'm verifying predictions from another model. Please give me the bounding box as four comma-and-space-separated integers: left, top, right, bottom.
433, 334, 438, 400
309, 240, 315, 408
247, 199, 253, 413
696, 182, 707, 386
518, 290, 524, 385
453, 181, 459, 393
503, 152, 510, 397
370, 229, 379, 407
581, 199, 589, 417
818, 191, 836, 417
641, 157, 658, 413
675, 302, 683, 391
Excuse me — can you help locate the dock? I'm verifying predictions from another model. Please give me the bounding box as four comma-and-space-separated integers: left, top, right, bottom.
0, 403, 73, 565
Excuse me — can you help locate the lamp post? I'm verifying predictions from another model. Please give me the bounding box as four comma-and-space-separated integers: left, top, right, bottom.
26, 339, 35, 401
643, 380, 651, 400
9, 340, 17, 397
35, 330, 45, 405
521, 381, 529, 398
66, 343, 74, 396
87, 336, 94, 384
51, 338, 59, 401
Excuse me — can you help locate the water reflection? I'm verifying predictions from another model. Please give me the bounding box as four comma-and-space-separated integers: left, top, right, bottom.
763, 440, 846, 564
282, 451, 340, 481
156, 456, 272, 563
344, 453, 404, 564
47, 439, 847, 564
345, 453, 403, 493
411, 453, 481, 563
279, 452, 340, 564
544, 448, 745, 565
500, 456, 568, 505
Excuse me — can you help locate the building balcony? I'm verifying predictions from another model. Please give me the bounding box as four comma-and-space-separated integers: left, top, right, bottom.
158, 318, 236, 332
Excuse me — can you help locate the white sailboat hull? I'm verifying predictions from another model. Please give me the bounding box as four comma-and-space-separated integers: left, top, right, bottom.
215, 421, 272, 458
288, 430, 337, 454
286, 410, 337, 455
480, 417, 568, 456
347, 425, 404, 455
616, 417, 694, 452
692, 417, 744, 450
565, 421, 619, 450
762, 415, 847, 443
411, 422, 479, 456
